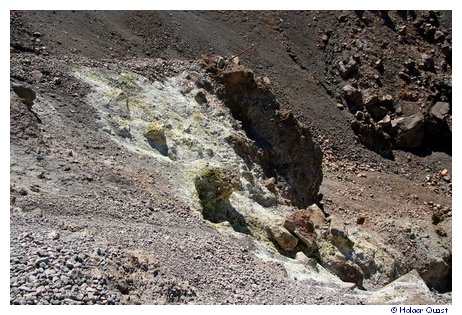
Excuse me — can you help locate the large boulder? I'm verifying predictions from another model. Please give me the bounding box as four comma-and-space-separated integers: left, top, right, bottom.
293, 229, 318, 254
430, 102, 450, 120
284, 210, 314, 233
337, 58, 359, 79
268, 225, 299, 251
284, 210, 319, 255
419, 257, 452, 293
12, 85, 42, 125
362, 89, 387, 121
350, 119, 393, 158
362, 89, 379, 107
329, 215, 348, 238
350, 235, 399, 283
328, 216, 399, 285
194, 165, 240, 222
328, 215, 355, 260
391, 113, 425, 149
426, 102, 451, 149
342, 84, 363, 112
306, 204, 327, 231
368, 270, 436, 304
318, 241, 364, 288
415, 223, 452, 293
366, 104, 388, 121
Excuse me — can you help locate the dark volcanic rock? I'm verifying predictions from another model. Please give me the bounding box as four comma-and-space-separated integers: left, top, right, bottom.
351, 120, 393, 158
430, 102, 450, 121
425, 101, 452, 151
337, 57, 359, 79
419, 255, 452, 293
342, 84, 363, 113
219, 65, 323, 207
391, 114, 425, 149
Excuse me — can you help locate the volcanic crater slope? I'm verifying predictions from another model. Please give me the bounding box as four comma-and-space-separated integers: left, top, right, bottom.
10, 10, 451, 305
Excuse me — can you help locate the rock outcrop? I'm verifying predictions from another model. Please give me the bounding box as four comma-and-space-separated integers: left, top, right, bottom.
318, 241, 364, 288
268, 225, 299, 251
144, 123, 168, 156
426, 102, 452, 150
216, 65, 323, 208
391, 114, 425, 149
368, 270, 438, 304
284, 210, 320, 255
193, 165, 240, 222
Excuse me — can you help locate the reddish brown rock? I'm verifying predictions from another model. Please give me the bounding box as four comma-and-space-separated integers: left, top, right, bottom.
268, 225, 299, 251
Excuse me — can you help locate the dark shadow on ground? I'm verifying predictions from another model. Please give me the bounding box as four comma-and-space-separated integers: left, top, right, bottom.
400, 146, 452, 158
201, 201, 252, 235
